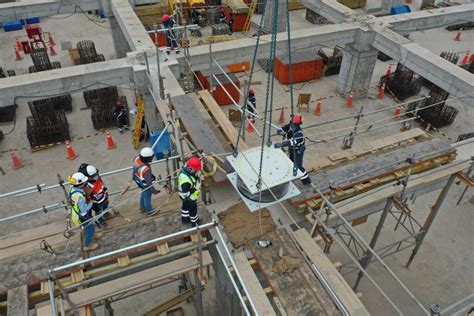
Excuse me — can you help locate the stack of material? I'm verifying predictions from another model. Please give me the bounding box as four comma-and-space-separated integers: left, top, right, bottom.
26, 99, 70, 148
28, 47, 61, 73
195, 69, 240, 105
211, 23, 230, 35
224, 0, 249, 13
380, 63, 422, 100
75, 40, 105, 65
0, 104, 17, 124
134, 3, 169, 26
275, 51, 324, 84
446, 22, 474, 31
413, 86, 458, 128
317, 47, 343, 76
305, 9, 329, 24
84, 87, 129, 130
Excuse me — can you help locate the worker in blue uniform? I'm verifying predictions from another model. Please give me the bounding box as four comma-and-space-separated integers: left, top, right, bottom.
162, 14, 180, 55
275, 115, 312, 185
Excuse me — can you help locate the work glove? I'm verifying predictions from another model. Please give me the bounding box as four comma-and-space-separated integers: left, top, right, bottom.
274, 142, 283, 149
276, 129, 285, 136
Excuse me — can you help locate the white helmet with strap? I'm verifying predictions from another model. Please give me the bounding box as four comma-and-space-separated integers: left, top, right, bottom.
86, 165, 97, 177
140, 147, 154, 158
69, 172, 88, 186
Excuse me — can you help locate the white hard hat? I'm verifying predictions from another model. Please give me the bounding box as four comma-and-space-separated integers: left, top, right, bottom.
86, 165, 97, 177
140, 147, 154, 158
69, 172, 88, 186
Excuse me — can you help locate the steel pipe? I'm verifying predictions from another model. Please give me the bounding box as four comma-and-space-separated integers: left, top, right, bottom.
0, 184, 45, 198
50, 221, 216, 274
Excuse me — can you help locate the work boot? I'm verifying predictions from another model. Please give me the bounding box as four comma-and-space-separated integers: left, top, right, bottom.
94, 232, 104, 239
148, 208, 161, 217
191, 219, 201, 227
302, 178, 312, 186
181, 216, 190, 224
175, 49, 180, 55
84, 243, 99, 251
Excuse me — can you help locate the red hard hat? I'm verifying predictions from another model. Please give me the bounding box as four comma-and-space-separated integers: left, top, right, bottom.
116, 101, 124, 107
248, 89, 255, 95
187, 157, 202, 171
163, 14, 169, 22
292, 115, 303, 125
220, 8, 225, 12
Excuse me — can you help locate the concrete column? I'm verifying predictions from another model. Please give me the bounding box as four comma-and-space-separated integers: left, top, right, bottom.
263, 0, 287, 33
337, 43, 378, 99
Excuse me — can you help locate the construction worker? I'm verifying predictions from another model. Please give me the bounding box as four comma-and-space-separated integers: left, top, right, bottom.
162, 14, 180, 55
219, 8, 227, 25
178, 157, 202, 226
275, 115, 312, 185
68, 172, 102, 251
132, 147, 161, 216
114, 101, 129, 134
229, 13, 234, 34
247, 89, 257, 118
78, 163, 109, 228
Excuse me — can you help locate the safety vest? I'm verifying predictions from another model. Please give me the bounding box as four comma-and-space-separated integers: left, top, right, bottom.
132, 156, 154, 189
69, 187, 86, 226
88, 177, 108, 204
177, 170, 200, 201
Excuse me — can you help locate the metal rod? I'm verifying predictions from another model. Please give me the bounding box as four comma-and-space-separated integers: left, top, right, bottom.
50, 221, 216, 274
353, 198, 393, 290
144, 52, 150, 74
440, 293, 474, 314
214, 226, 259, 315
48, 277, 58, 316
154, 25, 165, 99
0, 202, 65, 223
310, 210, 404, 315
214, 244, 251, 316
2, 155, 180, 199
209, 43, 213, 91
0, 184, 45, 198
406, 174, 456, 268
310, 263, 349, 316
312, 185, 430, 315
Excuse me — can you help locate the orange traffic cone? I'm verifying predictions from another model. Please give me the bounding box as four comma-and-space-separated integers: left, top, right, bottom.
105, 129, 117, 149
470, 54, 474, 64
278, 107, 285, 124
246, 117, 255, 133
378, 83, 385, 99
346, 91, 353, 107
14, 46, 22, 61
15, 38, 22, 51
65, 140, 78, 160
454, 29, 462, 41
393, 107, 401, 119
11, 152, 24, 170
386, 65, 392, 77
49, 43, 56, 56
49, 33, 56, 46
460, 52, 469, 65
313, 99, 322, 116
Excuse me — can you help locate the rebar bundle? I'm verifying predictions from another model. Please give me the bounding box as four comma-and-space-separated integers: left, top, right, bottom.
29, 48, 62, 73
446, 22, 474, 31
415, 86, 458, 128
380, 63, 422, 100
76, 40, 106, 65
0, 104, 17, 124
26, 98, 70, 147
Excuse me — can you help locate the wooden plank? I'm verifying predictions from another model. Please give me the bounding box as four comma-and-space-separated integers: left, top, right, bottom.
198, 89, 249, 150
0, 232, 70, 261
234, 252, 276, 315
292, 229, 370, 316
327, 128, 427, 162
45, 252, 213, 311
7, 285, 28, 316
248, 229, 338, 315
0, 222, 65, 250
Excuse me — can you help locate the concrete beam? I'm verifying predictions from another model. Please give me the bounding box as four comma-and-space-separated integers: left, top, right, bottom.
111, 0, 155, 53
0, 0, 99, 21
0, 59, 137, 106
380, 3, 474, 34
373, 29, 474, 106
299, 0, 354, 23
181, 23, 358, 70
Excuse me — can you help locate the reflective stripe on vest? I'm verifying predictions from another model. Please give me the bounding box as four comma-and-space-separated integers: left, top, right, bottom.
89, 178, 107, 204
69, 188, 84, 226
132, 156, 150, 188
177, 171, 200, 201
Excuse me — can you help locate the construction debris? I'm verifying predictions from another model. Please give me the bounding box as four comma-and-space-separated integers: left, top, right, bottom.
272, 256, 301, 273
